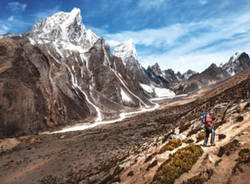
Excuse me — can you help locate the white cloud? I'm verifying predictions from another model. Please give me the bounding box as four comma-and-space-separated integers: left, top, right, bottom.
8, 16, 15, 22
139, 32, 250, 73
7, 2, 27, 12
0, 25, 10, 34
33, 6, 61, 21
104, 23, 188, 48
97, 12, 250, 72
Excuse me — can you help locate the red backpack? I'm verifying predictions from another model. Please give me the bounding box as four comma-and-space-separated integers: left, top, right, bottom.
205, 114, 213, 122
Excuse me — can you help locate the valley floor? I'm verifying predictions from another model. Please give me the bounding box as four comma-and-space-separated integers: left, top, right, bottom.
1, 75, 250, 184
0, 92, 199, 184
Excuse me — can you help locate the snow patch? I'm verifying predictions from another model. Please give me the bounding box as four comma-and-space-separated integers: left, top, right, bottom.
140, 83, 154, 93
151, 94, 187, 101
140, 83, 175, 98
113, 39, 137, 64
120, 88, 133, 102
232, 52, 242, 61
154, 87, 175, 98
207, 80, 217, 85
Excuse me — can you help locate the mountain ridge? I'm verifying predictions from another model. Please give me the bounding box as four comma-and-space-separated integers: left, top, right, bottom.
0, 8, 250, 137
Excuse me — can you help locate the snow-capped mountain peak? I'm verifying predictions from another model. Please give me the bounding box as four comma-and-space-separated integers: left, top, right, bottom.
113, 39, 137, 61
27, 8, 99, 49
222, 52, 250, 76
231, 52, 241, 62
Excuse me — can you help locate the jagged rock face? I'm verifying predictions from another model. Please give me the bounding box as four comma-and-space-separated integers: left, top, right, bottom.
85, 39, 151, 108
122, 56, 150, 85
0, 37, 91, 137
162, 69, 179, 83
176, 72, 184, 81
149, 63, 163, 77
222, 52, 250, 76
145, 63, 196, 88
182, 69, 197, 80
113, 40, 176, 90
201, 63, 229, 78
146, 66, 169, 88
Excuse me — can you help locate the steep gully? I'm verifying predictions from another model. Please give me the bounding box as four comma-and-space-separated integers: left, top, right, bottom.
44, 45, 175, 134
48, 47, 104, 123
50, 66, 162, 134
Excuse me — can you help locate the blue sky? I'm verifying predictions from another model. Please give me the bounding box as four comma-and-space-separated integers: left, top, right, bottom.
1, 0, 250, 72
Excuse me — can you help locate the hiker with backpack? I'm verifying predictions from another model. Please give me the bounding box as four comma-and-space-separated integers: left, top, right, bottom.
200, 112, 216, 146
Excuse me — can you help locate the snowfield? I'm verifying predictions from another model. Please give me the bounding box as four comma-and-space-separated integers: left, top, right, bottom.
140, 83, 154, 93
120, 88, 133, 102
140, 83, 175, 98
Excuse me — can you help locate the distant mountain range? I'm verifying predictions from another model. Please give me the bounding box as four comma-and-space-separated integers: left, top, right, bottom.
0, 8, 250, 137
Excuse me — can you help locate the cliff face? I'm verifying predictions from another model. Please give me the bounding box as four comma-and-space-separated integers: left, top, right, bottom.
0, 35, 154, 138
0, 37, 91, 137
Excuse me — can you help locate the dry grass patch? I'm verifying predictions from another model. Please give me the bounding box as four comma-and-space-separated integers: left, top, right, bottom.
152, 144, 204, 184
158, 138, 182, 154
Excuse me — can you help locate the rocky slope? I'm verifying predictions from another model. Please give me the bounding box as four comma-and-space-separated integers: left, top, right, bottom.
0, 64, 250, 184
114, 67, 250, 184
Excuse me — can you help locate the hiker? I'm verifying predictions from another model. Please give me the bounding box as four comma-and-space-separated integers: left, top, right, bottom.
200, 112, 215, 146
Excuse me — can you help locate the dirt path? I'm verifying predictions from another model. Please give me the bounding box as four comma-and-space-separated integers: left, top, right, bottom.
175, 112, 250, 184
115, 100, 250, 184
